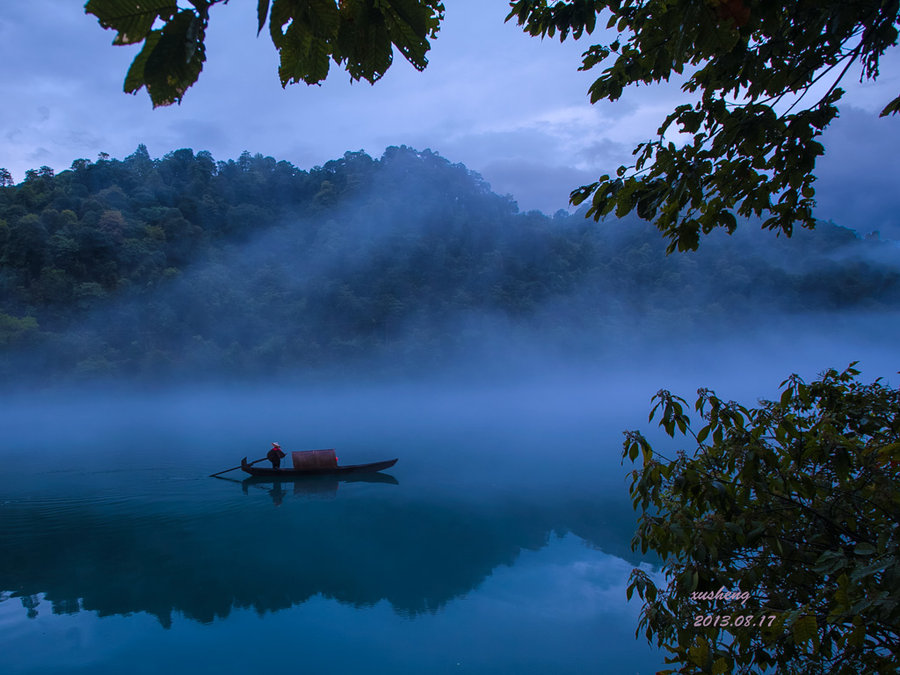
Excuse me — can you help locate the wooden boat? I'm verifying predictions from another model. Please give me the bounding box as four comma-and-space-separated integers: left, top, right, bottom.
240, 456, 398, 477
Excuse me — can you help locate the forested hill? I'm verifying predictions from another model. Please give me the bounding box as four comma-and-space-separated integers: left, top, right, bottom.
1, 145, 898, 381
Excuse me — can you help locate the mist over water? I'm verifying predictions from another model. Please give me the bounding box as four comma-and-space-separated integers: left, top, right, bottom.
0, 368, 667, 673
4, 145, 898, 387
3, 314, 898, 675
1, 147, 899, 673
1, 322, 895, 674
4, 303, 897, 497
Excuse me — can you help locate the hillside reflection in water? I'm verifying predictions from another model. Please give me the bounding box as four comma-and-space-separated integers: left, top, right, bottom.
0, 379, 684, 673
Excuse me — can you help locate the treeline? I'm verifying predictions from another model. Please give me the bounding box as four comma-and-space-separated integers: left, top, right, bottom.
0, 145, 898, 380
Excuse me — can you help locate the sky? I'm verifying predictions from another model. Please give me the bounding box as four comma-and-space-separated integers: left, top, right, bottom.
2, 1, 900, 235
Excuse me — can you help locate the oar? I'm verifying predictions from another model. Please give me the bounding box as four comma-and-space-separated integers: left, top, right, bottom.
209, 456, 267, 477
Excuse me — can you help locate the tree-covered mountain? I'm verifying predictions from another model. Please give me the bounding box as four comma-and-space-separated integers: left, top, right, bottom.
1, 146, 898, 381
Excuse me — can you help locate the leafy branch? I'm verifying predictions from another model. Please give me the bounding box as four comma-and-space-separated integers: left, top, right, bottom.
622, 365, 900, 673
85, 0, 445, 107
507, 0, 900, 252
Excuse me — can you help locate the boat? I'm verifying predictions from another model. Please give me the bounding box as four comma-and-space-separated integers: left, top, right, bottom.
239, 454, 398, 477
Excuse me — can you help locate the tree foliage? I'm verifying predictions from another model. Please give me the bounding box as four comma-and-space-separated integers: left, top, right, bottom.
508, 0, 900, 251
85, 2, 900, 249
84, 0, 445, 107
2, 145, 897, 380
622, 365, 900, 673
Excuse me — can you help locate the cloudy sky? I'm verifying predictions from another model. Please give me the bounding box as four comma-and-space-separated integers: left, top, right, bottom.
2, 1, 899, 234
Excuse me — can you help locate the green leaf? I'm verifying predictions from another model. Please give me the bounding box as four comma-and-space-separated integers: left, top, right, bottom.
376, 0, 432, 71
712, 426, 723, 446
813, 549, 846, 574
791, 615, 817, 645
141, 10, 207, 106
629, 441, 639, 462
335, 2, 393, 83
854, 542, 876, 556
780, 386, 793, 407
848, 624, 866, 648
696, 425, 710, 444
86, 0, 177, 45
688, 640, 709, 666
123, 29, 161, 94
879, 93, 900, 117
257, 0, 270, 35
270, 0, 338, 86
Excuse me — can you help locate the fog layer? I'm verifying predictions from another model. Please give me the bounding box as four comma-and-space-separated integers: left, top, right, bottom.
1, 146, 897, 387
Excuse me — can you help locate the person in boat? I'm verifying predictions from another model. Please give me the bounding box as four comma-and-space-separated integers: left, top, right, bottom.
267, 442, 286, 469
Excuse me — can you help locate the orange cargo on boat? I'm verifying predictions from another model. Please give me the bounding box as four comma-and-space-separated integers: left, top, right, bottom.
291, 449, 338, 470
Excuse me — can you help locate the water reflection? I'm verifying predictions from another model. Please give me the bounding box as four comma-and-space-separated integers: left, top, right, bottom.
1, 535, 663, 675
214, 472, 400, 504
0, 471, 642, 628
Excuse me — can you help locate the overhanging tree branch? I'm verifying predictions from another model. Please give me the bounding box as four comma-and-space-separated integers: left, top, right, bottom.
507, 0, 900, 252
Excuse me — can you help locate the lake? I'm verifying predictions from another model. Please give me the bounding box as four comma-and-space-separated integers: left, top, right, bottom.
2, 332, 896, 674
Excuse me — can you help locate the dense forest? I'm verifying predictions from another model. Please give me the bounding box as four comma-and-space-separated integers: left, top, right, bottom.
1, 145, 898, 382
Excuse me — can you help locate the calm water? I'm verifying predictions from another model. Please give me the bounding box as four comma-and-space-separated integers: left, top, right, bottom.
2, 338, 895, 674
0, 375, 672, 675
